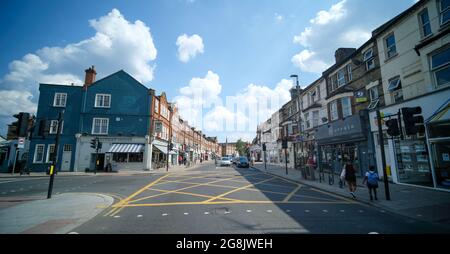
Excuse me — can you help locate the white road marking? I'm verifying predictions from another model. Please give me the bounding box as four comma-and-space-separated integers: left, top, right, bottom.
286, 210, 291, 213
137, 215, 143, 218
368, 232, 379, 234
68, 232, 79, 234
305, 210, 310, 213
114, 215, 120, 218
162, 213, 168, 216
340, 210, 345, 212
266, 210, 272, 213
246, 210, 252, 213
322, 210, 328, 213
184, 212, 189, 215
224, 211, 230, 214
204, 212, 210, 215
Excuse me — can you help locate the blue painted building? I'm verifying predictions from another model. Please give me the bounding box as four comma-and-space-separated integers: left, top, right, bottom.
28, 66, 155, 172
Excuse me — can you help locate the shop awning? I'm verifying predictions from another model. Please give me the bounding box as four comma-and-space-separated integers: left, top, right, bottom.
108, 144, 144, 153
153, 144, 168, 153
426, 98, 450, 123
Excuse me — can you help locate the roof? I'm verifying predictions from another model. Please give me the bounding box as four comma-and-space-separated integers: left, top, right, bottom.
372, 0, 428, 37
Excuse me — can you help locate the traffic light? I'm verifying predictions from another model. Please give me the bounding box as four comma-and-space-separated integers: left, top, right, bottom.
38, 119, 50, 137
402, 107, 425, 136
12, 112, 30, 137
97, 141, 102, 150
90, 138, 97, 149
385, 119, 400, 136
262, 143, 266, 151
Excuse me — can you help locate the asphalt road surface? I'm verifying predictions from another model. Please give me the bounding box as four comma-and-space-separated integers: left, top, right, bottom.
2, 161, 449, 233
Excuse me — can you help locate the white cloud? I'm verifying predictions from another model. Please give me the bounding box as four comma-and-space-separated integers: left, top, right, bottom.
174, 70, 222, 129
309, 0, 347, 25
274, 13, 284, 23
173, 72, 293, 142
291, 50, 330, 74
176, 34, 204, 62
291, 0, 410, 74
0, 8, 157, 134
0, 90, 37, 116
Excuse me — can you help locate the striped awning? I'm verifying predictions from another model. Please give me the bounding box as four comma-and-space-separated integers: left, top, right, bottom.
108, 144, 144, 153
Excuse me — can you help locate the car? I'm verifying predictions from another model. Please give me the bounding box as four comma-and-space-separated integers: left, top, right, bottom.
218, 156, 232, 167
232, 157, 239, 165
237, 156, 249, 168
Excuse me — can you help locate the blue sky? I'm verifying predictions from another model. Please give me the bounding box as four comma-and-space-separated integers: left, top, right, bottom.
0, 0, 416, 142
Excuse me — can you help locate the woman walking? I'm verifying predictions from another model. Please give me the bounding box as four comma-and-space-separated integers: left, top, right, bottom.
344, 160, 357, 199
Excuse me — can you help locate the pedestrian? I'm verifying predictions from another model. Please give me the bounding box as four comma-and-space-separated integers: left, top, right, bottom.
307, 155, 316, 180
342, 160, 357, 199
362, 166, 379, 201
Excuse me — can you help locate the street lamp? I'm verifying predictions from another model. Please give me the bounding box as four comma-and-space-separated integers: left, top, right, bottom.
290, 74, 301, 172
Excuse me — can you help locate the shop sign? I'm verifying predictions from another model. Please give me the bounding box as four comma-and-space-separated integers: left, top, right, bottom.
316, 114, 365, 143
355, 90, 367, 103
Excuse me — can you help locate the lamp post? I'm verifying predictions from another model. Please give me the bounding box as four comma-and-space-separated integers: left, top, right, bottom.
290, 74, 301, 171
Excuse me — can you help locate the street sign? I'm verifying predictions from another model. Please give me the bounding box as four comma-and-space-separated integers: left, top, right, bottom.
18, 137, 25, 149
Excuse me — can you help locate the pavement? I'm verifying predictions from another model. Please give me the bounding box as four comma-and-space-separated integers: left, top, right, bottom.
0, 160, 210, 178
251, 162, 450, 225
0, 192, 113, 234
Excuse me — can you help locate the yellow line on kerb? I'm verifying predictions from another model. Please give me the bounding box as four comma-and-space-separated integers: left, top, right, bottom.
108, 173, 172, 216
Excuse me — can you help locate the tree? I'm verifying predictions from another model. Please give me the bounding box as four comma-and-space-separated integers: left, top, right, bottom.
235, 139, 249, 157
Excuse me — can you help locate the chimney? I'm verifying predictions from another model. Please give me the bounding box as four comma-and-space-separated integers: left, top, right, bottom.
335, 48, 356, 64
83, 65, 97, 89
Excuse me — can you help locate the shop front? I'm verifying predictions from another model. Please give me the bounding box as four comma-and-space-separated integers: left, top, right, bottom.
74, 136, 147, 171
369, 89, 450, 190
426, 99, 450, 190
316, 113, 373, 177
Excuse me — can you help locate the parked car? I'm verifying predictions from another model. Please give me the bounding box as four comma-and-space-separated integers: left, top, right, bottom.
232, 156, 239, 165
237, 156, 249, 168
218, 156, 232, 167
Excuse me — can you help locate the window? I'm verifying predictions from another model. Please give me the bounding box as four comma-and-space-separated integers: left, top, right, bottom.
313, 111, 319, 127
347, 64, 352, 81
341, 97, 352, 118
305, 112, 310, 129
385, 34, 397, 59
439, 0, 450, 25
387, 76, 403, 103
33, 144, 45, 163
154, 99, 159, 113
431, 46, 450, 87
63, 144, 72, 152
330, 101, 338, 121
95, 94, 111, 108
364, 48, 375, 70
367, 86, 380, 110
337, 69, 346, 87
92, 118, 109, 135
310, 90, 316, 104
387, 76, 401, 91
419, 9, 432, 37
49, 120, 63, 134
53, 93, 67, 107
46, 144, 55, 163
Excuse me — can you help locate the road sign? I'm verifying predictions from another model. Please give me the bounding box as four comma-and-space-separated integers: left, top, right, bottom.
18, 137, 25, 149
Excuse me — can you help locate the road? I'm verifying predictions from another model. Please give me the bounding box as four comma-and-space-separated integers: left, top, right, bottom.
1, 161, 449, 233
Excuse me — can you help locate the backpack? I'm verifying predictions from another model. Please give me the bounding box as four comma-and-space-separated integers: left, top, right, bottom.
367, 171, 378, 186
